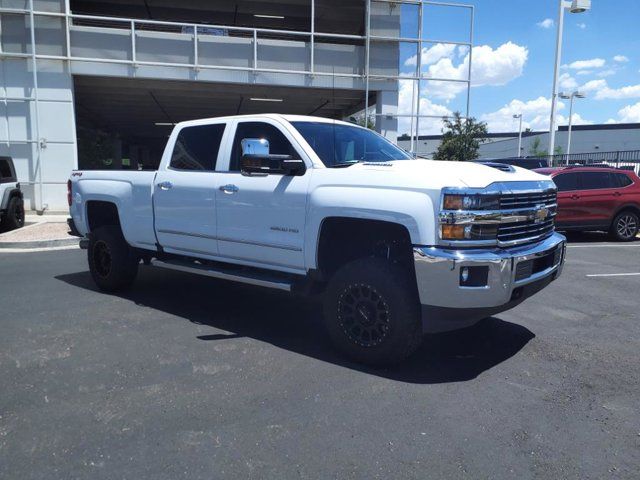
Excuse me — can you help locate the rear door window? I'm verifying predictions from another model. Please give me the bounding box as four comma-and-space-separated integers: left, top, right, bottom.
170, 124, 226, 171
552, 173, 579, 192
578, 172, 614, 190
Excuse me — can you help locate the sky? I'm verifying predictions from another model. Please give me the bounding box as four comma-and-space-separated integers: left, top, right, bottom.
394, 0, 640, 135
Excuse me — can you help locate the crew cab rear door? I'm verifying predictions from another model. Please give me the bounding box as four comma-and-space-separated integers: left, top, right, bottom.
153, 121, 228, 256
214, 119, 311, 271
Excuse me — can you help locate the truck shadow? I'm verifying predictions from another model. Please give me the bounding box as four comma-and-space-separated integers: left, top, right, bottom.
56, 266, 535, 384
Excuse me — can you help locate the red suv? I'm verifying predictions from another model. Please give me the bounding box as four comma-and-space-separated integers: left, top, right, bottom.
534, 166, 640, 241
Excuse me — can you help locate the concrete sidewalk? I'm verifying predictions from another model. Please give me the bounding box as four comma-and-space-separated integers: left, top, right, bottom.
0, 212, 78, 250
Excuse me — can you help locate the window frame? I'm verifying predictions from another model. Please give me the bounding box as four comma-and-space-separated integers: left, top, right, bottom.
218, 118, 311, 174
167, 122, 228, 173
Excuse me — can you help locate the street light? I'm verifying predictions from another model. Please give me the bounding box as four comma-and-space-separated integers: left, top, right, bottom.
513, 114, 523, 157
548, 0, 591, 157
559, 91, 586, 155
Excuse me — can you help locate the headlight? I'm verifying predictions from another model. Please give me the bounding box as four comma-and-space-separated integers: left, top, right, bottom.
440, 224, 498, 241
442, 193, 500, 211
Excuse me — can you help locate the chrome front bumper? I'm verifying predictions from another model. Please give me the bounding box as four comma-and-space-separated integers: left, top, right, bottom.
413, 232, 566, 311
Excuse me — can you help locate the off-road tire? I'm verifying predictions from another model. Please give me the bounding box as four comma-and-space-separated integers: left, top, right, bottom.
323, 257, 422, 366
88, 225, 138, 292
1, 195, 24, 231
610, 210, 639, 242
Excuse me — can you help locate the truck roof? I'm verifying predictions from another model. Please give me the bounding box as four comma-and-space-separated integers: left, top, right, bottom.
175, 114, 360, 129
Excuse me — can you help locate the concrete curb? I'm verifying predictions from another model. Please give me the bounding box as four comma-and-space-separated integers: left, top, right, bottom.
0, 237, 79, 250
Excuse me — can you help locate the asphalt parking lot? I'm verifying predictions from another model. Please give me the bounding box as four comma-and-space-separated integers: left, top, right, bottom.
1, 233, 639, 479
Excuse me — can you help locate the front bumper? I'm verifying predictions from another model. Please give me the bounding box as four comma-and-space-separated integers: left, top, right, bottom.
413, 232, 566, 330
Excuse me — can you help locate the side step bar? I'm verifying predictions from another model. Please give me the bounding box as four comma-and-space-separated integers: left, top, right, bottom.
150, 259, 293, 292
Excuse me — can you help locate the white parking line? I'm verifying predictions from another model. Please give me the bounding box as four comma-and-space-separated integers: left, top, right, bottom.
586, 273, 640, 277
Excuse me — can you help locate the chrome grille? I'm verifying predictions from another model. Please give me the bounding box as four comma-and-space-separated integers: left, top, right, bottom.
498, 190, 557, 245
499, 191, 557, 209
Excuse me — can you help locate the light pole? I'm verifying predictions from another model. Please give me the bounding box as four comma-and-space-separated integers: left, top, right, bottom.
559, 91, 586, 155
513, 114, 523, 157
548, 0, 591, 157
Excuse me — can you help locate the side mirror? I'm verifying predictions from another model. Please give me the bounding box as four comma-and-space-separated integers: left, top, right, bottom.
240, 138, 305, 176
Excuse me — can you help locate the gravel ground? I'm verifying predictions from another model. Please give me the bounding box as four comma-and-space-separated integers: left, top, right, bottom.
0, 222, 70, 243
0, 235, 639, 479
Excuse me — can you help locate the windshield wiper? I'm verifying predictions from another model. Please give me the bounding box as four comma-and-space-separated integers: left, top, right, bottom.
328, 161, 362, 168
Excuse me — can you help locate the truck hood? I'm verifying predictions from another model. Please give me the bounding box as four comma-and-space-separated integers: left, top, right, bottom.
351, 159, 549, 189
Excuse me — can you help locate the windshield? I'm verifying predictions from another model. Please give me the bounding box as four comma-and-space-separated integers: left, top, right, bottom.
291, 121, 413, 167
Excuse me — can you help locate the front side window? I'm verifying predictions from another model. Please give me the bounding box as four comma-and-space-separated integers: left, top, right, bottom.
170, 124, 226, 171
291, 121, 412, 167
552, 173, 579, 192
230, 122, 300, 172
579, 172, 613, 190
0, 158, 15, 183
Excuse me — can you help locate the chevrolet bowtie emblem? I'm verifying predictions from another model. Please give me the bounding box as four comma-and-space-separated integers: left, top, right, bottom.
534, 205, 549, 223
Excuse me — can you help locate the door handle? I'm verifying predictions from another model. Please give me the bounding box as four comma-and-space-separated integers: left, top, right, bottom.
157, 181, 173, 190
219, 184, 239, 194
571, 194, 579, 200
613, 191, 621, 197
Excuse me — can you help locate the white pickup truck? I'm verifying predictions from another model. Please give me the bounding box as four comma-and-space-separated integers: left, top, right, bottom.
68, 114, 566, 365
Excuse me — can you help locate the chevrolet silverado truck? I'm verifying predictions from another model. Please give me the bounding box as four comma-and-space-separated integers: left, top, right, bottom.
68, 115, 566, 365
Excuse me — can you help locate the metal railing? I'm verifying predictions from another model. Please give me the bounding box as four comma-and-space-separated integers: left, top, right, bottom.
550, 150, 640, 173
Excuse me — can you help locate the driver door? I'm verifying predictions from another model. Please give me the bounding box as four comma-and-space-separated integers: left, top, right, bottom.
215, 119, 311, 271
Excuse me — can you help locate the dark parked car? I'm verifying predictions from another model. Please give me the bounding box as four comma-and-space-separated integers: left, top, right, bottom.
534, 166, 640, 241
475, 157, 549, 170
0, 156, 25, 232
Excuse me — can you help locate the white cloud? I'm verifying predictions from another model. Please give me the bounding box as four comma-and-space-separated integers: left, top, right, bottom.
577, 22, 587, 29
419, 42, 528, 101
596, 69, 616, 78
566, 58, 606, 70
556, 113, 592, 127
480, 96, 562, 132
576, 70, 592, 76
397, 80, 452, 135
404, 43, 457, 67
613, 55, 629, 63
480, 96, 594, 133
537, 18, 554, 29
617, 102, 640, 122
559, 73, 578, 90
581, 79, 640, 100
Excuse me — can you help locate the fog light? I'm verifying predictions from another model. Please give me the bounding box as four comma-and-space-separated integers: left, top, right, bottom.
461, 267, 470, 283
459, 266, 489, 287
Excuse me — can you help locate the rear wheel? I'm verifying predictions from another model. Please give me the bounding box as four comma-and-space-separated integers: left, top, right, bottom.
1, 195, 24, 232
610, 211, 639, 242
88, 226, 139, 291
323, 258, 422, 366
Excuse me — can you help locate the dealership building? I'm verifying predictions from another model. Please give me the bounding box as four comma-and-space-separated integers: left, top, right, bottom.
0, 0, 473, 210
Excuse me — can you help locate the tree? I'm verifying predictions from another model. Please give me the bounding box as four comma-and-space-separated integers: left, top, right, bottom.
433, 112, 488, 161
528, 137, 561, 157
528, 137, 547, 157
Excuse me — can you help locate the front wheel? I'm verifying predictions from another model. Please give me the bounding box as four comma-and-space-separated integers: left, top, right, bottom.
88, 226, 139, 292
323, 258, 422, 366
610, 211, 639, 242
